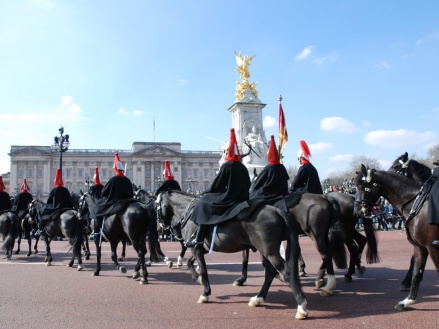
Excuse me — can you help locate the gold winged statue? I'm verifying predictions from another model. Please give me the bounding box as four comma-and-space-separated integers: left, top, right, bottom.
234, 51, 255, 81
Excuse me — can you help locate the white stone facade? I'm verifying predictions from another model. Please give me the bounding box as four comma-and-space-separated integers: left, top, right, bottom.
8, 142, 220, 201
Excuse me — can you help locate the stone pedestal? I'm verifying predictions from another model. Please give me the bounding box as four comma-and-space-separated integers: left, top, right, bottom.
219, 89, 269, 179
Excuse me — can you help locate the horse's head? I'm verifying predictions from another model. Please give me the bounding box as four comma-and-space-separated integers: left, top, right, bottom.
389, 152, 432, 183
156, 191, 176, 227
353, 164, 383, 218
77, 193, 91, 220
28, 200, 42, 223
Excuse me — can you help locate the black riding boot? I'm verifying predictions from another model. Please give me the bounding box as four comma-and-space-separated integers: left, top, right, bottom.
185, 225, 208, 247
90, 217, 103, 240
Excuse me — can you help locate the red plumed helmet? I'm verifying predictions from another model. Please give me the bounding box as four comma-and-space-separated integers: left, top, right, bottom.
20, 179, 30, 193
54, 169, 64, 188
297, 140, 311, 160
267, 135, 280, 164
226, 128, 241, 162
0, 176, 5, 192
113, 153, 125, 176
93, 167, 102, 186
163, 161, 174, 180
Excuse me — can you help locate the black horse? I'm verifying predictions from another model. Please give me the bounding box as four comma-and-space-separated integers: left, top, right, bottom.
133, 188, 173, 267
78, 193, 158, 284
15, 206, 41, 256
353, 164, 439, 310
156, 190, 309, 319
28, 200, 84, 269
389, 152, 433, 291
326, 192, 380, 282
0, 211, 19, 260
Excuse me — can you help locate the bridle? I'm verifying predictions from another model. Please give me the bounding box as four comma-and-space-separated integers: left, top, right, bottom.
392, 157, 411, 177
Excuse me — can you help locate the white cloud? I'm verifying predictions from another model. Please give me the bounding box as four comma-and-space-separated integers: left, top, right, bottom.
133, 109, 143, 115
374, 61, 390, 69
310, 142, 333, 153
320, 117, 357, 133
118, 108, 143, 116
329, 154, 353, 163
263, 115, 276, 127
295, 46, 313, 61
416, 30, 439, 46
118, 108, 127, 114
60, 96, 81, 114
313, 53, 337, 65
364, 129, 438, 148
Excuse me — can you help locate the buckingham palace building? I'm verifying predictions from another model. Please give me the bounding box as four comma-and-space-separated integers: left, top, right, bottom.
7, 141, 221, 200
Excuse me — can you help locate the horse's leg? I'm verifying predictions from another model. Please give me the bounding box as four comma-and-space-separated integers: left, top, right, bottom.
83, 237, 90, 261
352, 229, 367, 274
72, 235, 84, 271
191, 246, 211, 303
132, 240, 148, 284
299, 253, 306, 277
15, 234, 21, 255
177, 241, 187, 268
33, 235, 39, 254
395, 247, 428, 310
233, 248, 249, 286
343, 239, 358, 283
248, 256, 275, 306
93, 237, 102, 276
118, 240, 126, 261
110, 240, 126, 274
400, 255, 414, 291
43, 235, 53, 265
314, 238, 336, 297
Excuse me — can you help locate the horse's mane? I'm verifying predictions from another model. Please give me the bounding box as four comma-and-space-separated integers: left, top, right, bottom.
391, 152, 432, 182
165, 190, 195, 198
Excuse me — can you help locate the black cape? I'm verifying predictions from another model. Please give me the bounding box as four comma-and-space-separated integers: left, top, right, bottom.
93, 175, 134, 217
40, 187, 74, 220
290, 163, 323, 194
88, 184, 104, 219
155, 179, 182, 196
428, 167, 439, 225
0, 191, 12, 211
190, 161, 251, 225
11, 192, 33, 217
249, 163, 289, 213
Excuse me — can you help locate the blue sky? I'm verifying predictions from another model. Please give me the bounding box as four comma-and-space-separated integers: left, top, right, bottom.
1, 0, 438, 179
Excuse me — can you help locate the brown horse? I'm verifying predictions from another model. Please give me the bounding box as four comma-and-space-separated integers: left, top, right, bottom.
353, 164, 439, 310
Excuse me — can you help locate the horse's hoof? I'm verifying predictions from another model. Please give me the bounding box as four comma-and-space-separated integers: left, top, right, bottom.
77, 265, 84, 271
320, 289, 332, 297
132, 271, 140, 279
146, 261, 152, 266
177, 264, 183, 269
394, 303, 408, 311
167, 261, 173, 268
343, 276, 353, 283
15, 251, 19, 255
118, 257, 124, 261
34, 250, 38, 254
119, 266, 127, 274
315, 279, 325, 289
358, 266, 366, 275
140, 278, 148, 285
92, 272, 100, 276
248, 296, 264, 307
27, 253, 31, 257
45, 262, 51, 266
299, 271, 307, 277
198, 295, 209, 303
233, 280, 244, 287
295, 311, 308, 319
85, 256, 90, 261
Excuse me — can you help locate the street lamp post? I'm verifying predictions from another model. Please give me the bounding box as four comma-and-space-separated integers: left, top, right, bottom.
51, 126, 70, 174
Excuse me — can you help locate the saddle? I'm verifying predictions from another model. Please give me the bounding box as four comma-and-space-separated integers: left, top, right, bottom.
99, 199, 138, 217
284, 192, 303, 209
41, 208, 73, 222
236, 199, 269, 220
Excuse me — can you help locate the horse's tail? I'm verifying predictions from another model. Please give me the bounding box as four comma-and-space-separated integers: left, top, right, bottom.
362, 215, 381, 264
327, 200, 348, 269
1, 213, 18, 252
278, 208, 306, 304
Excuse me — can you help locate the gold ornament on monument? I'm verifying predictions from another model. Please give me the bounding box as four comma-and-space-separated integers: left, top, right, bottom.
234, 51, 258, 100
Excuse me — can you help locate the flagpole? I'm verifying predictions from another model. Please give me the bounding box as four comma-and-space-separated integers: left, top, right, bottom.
153, 116, 155, 142
278, 95, 282, 157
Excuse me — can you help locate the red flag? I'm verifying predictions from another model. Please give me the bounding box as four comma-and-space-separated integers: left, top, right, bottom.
278, 102, 288, 161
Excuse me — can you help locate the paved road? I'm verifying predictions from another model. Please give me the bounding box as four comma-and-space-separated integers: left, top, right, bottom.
1, 231, 438, 329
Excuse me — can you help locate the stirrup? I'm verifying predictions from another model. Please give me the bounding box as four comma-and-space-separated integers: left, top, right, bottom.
184, 240, 203, 248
